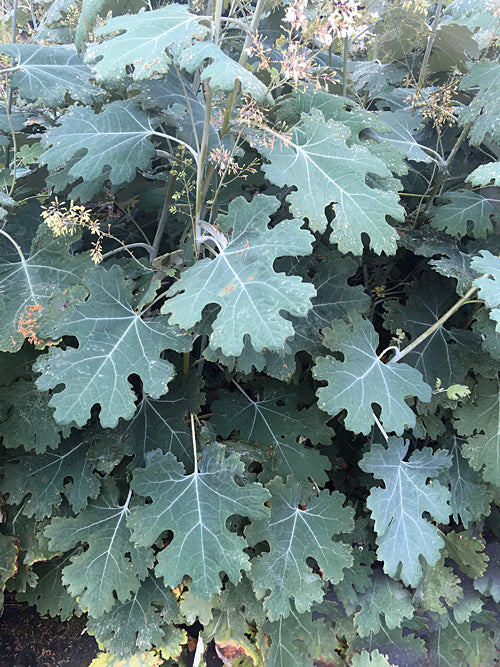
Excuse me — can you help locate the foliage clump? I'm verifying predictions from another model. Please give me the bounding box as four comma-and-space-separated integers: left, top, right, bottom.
0, 0, 499, 664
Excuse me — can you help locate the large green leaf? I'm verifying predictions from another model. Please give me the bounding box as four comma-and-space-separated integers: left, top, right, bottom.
202, 576, 266, 666
210, 380, 332, 489
472, 309, 500, 361
440, 432, 492, 528
359, 438, 452, 586
87, 371, 204, 471
15, 553, 81, 620
428, 23, 480, 74
39, 100, 157, 199
130, 70, 219, 149
44, 479, 151, 618
292, 248, 371, 329
246, 477, 354, 620
313, 312, 431, 435
254, 110, 403, 255
447, 0, 500, 48
34, 264, 190, 428
0, 218, 91, 352
466, 161, 500, 187
85, 4, 209, 81
419, 556, 463, 615
178, 41, 268, 101
163, 195, 315, 356
127, 444, 270, 598
356, 624, 427, 666
353, 572, 414, 637
473, 541, 500, 602
263, 606, 338, 667
454, 376, 500, 487
396, 227, 476, 296
86, 572, 182, 658
471, 250, 500, 332
0, 378, 69, 453
459, 60, 500, 147
428, 190, 497, 239
427, 613, 498, 667
2, 436, 101, 520
376, 109, 432, 163
204, 247, 370, 381
0, 44, 103, 107
332, 521, 377, 607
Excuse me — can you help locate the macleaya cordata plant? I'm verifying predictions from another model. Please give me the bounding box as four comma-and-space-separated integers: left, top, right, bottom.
0, 0, 499, 664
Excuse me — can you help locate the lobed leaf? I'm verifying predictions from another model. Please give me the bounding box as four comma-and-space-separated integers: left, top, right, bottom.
44, 479, 152, 618
459, 60, 500, 147
454, 376, 500, 487
127, 444, 270, 598
353, 572, 414, 637
86, 573, 182, 658
0, 217, 91, 352
211, 380, 332, 489
2, 436, 100, 520
0, 44, 103, 107
253, 110, 403, 255
428, 190, 497, 239
163, 195, 315, 356
359, 438, 452, 586
471, 250, 500, 332
40, 100, 157, 199
34, 264, 190, 428
313, 312, 432, 435
246, 476, 354, 620
85, 4, 209, 80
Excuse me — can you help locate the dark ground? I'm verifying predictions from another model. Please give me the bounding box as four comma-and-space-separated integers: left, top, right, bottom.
0, 595, 98, 667
0, 595, 223, 667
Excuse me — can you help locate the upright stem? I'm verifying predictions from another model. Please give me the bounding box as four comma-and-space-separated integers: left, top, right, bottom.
444, 122, 472, 170
213, 0, 223, 45
413, 0, 444, 106
342, 36, 349, 98
195, 85, 214, 248
151, 171, 178, 260
219, 0, 267, 137
4, 0, 18, 171
423, 121, 472, 215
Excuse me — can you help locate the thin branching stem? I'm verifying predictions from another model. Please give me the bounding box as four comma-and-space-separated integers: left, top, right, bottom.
413, 0, 444, 105
342, 36, 349, 98
151, 171, 178, 260
389, 279, 487, 364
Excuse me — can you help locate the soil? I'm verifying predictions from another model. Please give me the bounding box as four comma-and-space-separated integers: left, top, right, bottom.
0, 595, 98, 667
0, 595, 223, 667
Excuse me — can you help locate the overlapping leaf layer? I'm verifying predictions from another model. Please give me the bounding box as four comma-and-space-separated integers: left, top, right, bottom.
0, 0, 499, 665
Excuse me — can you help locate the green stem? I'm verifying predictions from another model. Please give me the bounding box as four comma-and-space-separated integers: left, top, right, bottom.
101, 242, 156, 261
342, 35, 349, 98
4, 0, 18, 175
423, 122, 472, 215
389, 280, 485, 364
414, 0, 444, 106
444, 122, 472, 170
195, 85, 214, 250
0, 227, 25, 262
213, 0, 223, 45
219, 0, 267, 138
151, 171, 178, 260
